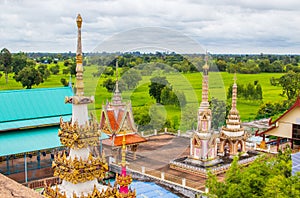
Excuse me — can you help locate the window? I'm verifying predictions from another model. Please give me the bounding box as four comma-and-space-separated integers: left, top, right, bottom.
292, 124, 300, 140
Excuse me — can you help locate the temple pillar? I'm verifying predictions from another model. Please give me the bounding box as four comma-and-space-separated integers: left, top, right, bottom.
219, 139, 225, 155
242, 141, 246, 152
277, 137, 280, 152
161, 172, 165, 180
130, 144, 138, 160
112, 147, 119, 164
190, 138, 193, 156
229, 142, 234, 156
6, 156, 10, 174
37, 150, 41, 168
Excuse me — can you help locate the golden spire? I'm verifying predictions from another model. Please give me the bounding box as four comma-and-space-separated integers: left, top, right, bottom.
115, 58, 119, 93
231, 73, 238, 111
121, 133, 126, 167
75, 14, 84, 96
112, 57, 122, 105
201, 51, 209, 103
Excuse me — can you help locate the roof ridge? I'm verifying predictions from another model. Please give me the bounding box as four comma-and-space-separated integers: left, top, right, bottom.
0, 87, 71, 94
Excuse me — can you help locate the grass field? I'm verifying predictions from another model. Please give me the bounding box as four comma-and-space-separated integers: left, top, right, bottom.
0, 64, 286, 124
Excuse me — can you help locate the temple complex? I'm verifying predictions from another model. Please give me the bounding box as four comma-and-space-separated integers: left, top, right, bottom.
219, 75, 248, 156
189, 53, 218, 165
44, 14, 121, 198
100, 61, 146, 161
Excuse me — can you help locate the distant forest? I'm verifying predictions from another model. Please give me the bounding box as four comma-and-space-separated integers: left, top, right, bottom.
26, 51, 300, 74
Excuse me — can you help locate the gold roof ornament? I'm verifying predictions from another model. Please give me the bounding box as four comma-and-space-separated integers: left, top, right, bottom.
76, 14, 82, 28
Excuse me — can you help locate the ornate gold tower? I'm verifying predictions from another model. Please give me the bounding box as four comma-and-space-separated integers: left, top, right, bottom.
44, 14, 121, 198
219, 74, 248, 156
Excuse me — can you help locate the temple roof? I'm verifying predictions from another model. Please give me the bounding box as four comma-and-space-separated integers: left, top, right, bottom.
256, 97, 300, 137
269, 97, 300, 125
100, 102, 137, 135
102, 134, 146, 147
0, 87, 72, 131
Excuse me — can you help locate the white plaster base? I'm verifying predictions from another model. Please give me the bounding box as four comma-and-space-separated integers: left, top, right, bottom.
69, 147, 90, 161
58, 179, 108, 198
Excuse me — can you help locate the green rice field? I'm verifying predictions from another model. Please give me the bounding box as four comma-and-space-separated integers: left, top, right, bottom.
0, 64, 286, 123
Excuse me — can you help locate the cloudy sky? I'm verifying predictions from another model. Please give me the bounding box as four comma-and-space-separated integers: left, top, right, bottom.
1, 0, 300, 54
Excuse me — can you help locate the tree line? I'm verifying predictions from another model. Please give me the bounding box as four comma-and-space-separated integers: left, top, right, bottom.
0, 48, 76, 88
88, 52, 300, 74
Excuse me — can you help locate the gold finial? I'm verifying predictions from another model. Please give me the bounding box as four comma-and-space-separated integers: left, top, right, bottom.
203, 51, 209, 70
76, 14, 82, 28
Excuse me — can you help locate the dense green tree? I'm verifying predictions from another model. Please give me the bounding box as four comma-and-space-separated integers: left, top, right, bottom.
0, 48, 12, 83
215, 59, 227, 71
255, 83, 263, 100
210, 97, 226, 129
70, 63, 76, 76
14, 66, 44, 89
102, 78, 115, 92
271, 60, 284, 72
160, 86, 173, 105
259, 59, 271, 72
270, 71, 300, 100
149, 76, 169, 103
64, 59, 71, 67
102, 67, 114, 76
50, 65, 60, 75
121, 69, 142, 90
63, 68, 70, 75
60, 78, 69, 86
11, 52, 27, 74
133, 106, 151, 131
37, 64, 50, 80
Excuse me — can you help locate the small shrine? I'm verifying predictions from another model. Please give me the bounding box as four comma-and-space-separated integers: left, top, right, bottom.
219, 75, 248, 157
100, 61, 146, 162
170, 53, 221, 177
43, 14, 122, 198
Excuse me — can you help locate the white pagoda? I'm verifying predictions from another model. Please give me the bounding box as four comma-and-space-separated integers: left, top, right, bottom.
219, 74, 248, 156
44, 14, 121, 198
190, 53, 218, 164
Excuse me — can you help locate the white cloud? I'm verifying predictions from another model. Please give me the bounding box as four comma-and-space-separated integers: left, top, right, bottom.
0, 0, 299, 53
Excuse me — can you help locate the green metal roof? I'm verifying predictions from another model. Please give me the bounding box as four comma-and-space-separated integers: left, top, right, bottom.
0, 126, 62, 156
0, 126, 110, 156
0, 87, 73, 131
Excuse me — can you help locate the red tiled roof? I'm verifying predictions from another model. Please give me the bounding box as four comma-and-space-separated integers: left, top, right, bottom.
107, 110, 119, 131
102, 134, 146, 147
117, 110, 124, 124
